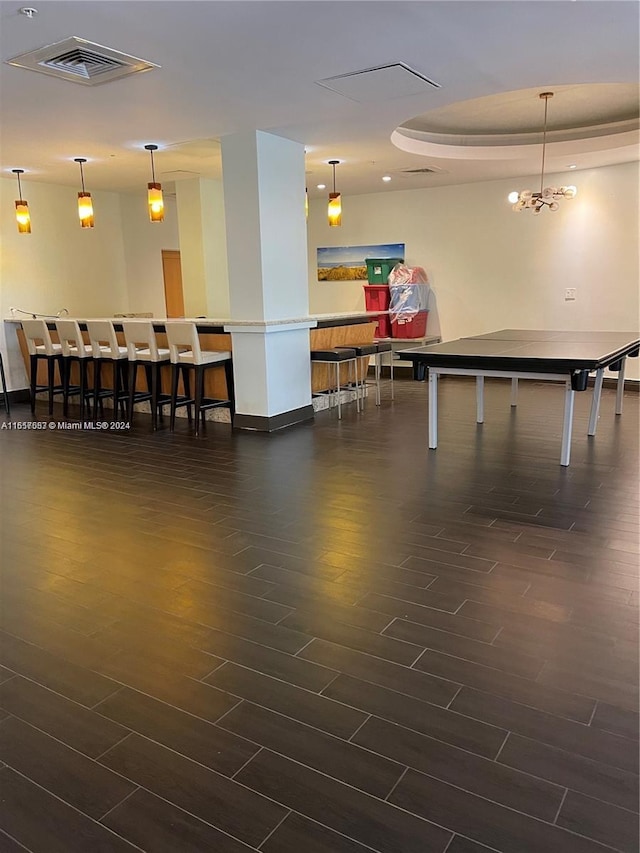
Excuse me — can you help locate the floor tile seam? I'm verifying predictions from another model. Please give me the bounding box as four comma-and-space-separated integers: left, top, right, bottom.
492, 730, 510, 763
231, 746, 265, 780
383, 765, 410, 803
494, 744, 640, 813
267, 810, 386, 853
0, 665, 128, 717
206, 653, 345, 697
449, 694, 639, 772
255, 808, 293, 851
0, 828, 33, 853
0, 711, 180, 795
216, 702, 423, 785
102, 773, 270, 851
410, 643, 550, 685
398, 553, 499, 576
1, 765, 147, 853
301, 641, 461, 699
383, 616, 526, 654
237, 745, 463, 843
96, 785, 141, 823
533, 661, 630, 711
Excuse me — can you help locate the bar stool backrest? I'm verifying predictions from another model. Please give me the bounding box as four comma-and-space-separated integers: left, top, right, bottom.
165, 322, 203, 364
22, 319, 56, 356
86, 320, 121, 359
122, 321, 161, 361
56, 319, 91, 358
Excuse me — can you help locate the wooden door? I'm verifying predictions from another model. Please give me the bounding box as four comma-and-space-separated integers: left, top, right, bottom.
162, 250, 185, 317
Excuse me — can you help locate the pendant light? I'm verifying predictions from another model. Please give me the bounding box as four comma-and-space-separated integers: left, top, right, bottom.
12, 169, 31, 234
145, 144, 164, 222
74, 158, 94, 228
327, 160, 342, 227
508, 93, 577, 214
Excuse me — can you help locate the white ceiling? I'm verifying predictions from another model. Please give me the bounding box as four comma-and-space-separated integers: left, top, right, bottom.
0, 1, 638, 198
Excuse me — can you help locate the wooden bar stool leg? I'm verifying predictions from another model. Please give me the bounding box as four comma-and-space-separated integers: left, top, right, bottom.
79, 360, 88, 422
47, 357, 56, 415
93, 361, 102, 422
182, 366, 193, 424
61, 358, 70, 417
151, 363, 160, 430
170, 364, 180, 431
127, 361, 137, 424
29, 354, 38, 414
194, 365, 205, 436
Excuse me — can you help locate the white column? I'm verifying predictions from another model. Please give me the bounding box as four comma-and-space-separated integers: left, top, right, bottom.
175, 178, 230, 317
221, 130, 312, 429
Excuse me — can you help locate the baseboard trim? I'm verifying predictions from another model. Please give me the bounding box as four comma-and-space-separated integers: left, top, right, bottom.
233, 404, 314, 432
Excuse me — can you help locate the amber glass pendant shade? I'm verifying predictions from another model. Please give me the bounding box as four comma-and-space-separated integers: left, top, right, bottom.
145, 144, 164, 222
12, 169, 31, 234
74, 159, 95, 228
328, 192, 342, 227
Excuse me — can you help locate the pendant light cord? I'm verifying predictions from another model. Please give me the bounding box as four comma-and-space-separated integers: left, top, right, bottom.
16, 171, 24, 201
540, 95, 550, 195
332, 162, 336, 194
79, 161, 86, 193
150, 149, 156, 183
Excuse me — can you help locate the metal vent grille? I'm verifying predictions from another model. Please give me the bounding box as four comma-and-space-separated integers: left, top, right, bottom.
5, 36, 158, 86
40, 48, 127, 80
402, 167, 441, 174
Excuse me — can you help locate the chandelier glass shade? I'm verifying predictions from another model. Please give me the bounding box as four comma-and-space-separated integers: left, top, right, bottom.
74, 158, 94, 228
508, 93, 577, 214
327, 160, 342, 227
145, 144, 165, 222
12, 169, 31, 234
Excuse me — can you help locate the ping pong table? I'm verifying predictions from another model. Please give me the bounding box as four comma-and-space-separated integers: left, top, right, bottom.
401, 330, 640, 466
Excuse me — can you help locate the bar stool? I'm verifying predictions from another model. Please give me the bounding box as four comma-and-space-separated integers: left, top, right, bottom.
335, 343, 379, 409
0, 351, 10, 417
165, 322, 234, 437
374, 341, 394, 403
86, 320, 129, 420
21, 319, 64, 415
310, 348, 359, 419
121, 321, 171, 430
55, 319, 95, 421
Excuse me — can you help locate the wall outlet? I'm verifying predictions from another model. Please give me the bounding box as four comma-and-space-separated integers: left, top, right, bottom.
564, 288, 577, 301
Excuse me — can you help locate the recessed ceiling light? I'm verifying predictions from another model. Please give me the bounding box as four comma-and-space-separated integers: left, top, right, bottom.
382, 175, 392, 182
317, 183, 326, 189
567, 164, 577, 169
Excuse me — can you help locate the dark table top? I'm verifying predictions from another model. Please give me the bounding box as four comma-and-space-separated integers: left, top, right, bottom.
400, 330, 640, 374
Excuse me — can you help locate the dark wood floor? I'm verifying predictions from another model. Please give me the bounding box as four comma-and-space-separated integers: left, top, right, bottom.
0, 376, 638, 853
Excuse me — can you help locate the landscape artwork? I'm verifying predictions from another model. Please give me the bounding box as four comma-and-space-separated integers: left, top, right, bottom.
317, 243, 405, 281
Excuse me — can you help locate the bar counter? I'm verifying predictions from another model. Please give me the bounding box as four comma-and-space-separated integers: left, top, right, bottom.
4, 312, 382, 412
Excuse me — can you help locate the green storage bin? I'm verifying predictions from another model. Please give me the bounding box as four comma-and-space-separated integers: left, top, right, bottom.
365, 257, 404, 284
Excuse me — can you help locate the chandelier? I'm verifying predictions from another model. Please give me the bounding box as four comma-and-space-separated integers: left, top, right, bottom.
508, 92, 577, 214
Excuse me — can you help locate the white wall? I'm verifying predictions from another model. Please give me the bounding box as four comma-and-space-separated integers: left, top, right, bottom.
1, 177, 129, 318
307, 161, 639, 377
119, 191, 179, 317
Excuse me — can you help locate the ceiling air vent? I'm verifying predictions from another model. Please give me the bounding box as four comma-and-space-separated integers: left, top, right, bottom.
401, 167, 444, 174
5, 36, 159, 86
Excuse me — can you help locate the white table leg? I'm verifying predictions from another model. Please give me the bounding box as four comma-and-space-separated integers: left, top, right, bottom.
476, 375, 484, 423
615, 357, 626, 415
390, 350, 395, 401
588, 368, 604, 436
511, 377, 518, 407
560, 380, 575, 467
428, 370, 438, 448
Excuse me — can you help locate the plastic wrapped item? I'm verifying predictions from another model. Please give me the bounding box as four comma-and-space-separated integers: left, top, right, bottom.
388, 264, 430, 320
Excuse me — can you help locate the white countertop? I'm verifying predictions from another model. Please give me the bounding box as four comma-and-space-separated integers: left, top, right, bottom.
4, 311, 382, 326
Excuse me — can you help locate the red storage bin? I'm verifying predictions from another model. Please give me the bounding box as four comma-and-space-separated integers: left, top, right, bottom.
364, 284, 391, 338
374, 313, 391, 339
363, 284, 390, 312
391, 311, 428, 339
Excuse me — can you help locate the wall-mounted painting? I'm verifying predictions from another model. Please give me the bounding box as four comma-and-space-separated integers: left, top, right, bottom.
317, 243, 405, 281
